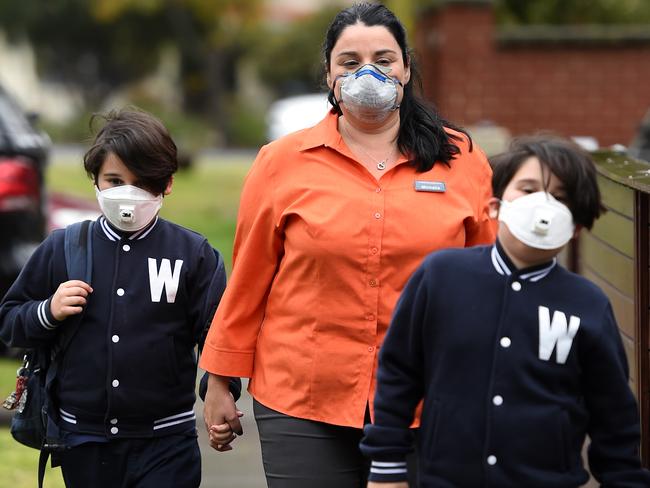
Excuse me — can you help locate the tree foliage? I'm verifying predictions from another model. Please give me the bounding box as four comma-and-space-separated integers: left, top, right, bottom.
252, 6, 342, 96
0, 0, 262, 128
0, 0, 168, 104
1, 0, 649, 134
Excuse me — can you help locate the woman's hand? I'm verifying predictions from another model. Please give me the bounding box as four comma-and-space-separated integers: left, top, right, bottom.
50, 280, 93, 321
203, 373, 244, 452
367, 482, 408, 488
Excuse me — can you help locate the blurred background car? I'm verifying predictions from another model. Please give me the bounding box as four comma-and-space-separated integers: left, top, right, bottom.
0, 84, 50, 297
47, 192, 101, 234
0, 84, 51, 356
266, 93, 331, 141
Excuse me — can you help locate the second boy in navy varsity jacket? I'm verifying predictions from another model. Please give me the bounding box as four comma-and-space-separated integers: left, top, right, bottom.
361, 242, 649, 487
0, 216, 239, 439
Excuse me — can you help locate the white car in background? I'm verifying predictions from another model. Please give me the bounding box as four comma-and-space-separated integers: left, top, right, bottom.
266, 93, 332, 141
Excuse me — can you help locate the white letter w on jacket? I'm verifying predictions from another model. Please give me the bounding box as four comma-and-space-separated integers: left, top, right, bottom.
538, 306, 581, 364
148, 258, 184, 303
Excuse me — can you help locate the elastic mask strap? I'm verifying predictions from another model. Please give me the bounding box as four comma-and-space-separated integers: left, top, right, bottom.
328, 89, 342, 114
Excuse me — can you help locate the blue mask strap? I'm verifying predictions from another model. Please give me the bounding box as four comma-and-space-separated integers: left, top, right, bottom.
353, 67, 402, 86
354, 67, 389, 81
334, 64, 401, 84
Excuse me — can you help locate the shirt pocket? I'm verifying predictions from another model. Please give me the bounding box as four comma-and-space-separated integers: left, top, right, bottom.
508, 406, 572, 473
419, 398, 484, 471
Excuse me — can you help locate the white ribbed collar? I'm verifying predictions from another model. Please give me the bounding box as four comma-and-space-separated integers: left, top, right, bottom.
98, 216, 159, 242
490, 244, 557, 282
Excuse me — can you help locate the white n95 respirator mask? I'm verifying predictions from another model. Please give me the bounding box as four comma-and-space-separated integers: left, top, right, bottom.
498, 192, 575, 250
338, 64, 402, 123
95, 185, 162, 232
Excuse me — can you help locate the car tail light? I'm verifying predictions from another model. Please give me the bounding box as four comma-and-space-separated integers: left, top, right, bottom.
0, 157, 40, 212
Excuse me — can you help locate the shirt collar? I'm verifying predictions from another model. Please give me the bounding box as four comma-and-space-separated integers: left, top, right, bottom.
98, 215, 159, 242
298, 109, 344, 152
490, 240, 557, 282
297, 110, 411, 166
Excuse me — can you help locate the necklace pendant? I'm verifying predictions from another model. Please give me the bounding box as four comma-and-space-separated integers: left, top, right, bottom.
377, 161, 386, 170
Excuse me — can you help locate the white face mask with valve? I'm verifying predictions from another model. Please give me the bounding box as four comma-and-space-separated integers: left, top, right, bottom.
95, 185, 162, 232
337, 64, 402, 123
498, 191, 575, 250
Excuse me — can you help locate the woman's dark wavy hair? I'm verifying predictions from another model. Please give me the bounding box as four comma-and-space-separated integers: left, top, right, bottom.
490, 135, 606, 230
323, 2, 471, 171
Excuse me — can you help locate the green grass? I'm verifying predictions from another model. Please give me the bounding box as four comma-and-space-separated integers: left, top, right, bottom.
46, 155, 253, 271
0, 429, 65, 487
0, 154, 252, 487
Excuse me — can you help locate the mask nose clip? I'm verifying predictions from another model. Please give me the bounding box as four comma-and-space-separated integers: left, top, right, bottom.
119, 204, 136, 223
531, 207, 553, 235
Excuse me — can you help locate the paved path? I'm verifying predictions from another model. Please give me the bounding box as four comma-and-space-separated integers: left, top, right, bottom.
196, 378, 267, 487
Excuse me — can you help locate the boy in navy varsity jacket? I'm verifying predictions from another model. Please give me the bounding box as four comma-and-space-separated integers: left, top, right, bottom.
360, 136, 650, 487
0, 109, 241, 487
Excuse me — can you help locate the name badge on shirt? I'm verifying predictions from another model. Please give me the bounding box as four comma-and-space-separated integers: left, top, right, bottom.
414, 180, 446, 193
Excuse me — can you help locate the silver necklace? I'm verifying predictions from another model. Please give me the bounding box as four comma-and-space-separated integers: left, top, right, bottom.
341, 123, 395, 171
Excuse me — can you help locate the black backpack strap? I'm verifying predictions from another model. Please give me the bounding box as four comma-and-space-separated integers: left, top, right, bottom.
64, 220, 93, 285
38, 449, 49, 488
41, 221, 94, 458
55, 220, 93, 355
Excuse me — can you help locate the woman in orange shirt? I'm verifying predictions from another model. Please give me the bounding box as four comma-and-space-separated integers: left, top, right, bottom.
201, 3, 496, 487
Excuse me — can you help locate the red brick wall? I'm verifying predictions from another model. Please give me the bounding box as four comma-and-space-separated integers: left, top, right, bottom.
415, 2, 650, 147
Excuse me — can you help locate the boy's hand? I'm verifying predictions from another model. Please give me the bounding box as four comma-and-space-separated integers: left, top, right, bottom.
50, 280, 93, 321
208, 413, 244, 451
368, 483, 408, 488
203, 374, 244, 452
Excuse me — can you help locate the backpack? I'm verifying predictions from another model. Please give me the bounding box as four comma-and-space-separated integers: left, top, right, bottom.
1, 220, 93, 487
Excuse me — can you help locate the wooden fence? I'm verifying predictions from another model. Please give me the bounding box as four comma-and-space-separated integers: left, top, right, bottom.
573, 150, 650, 465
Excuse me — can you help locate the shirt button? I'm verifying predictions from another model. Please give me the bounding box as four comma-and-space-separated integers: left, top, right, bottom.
110, 418, 118, 425
375, 187, 381, 193
374, 212, 381, 219
368, 346, 374, 352
366, 313, 375, 321
493, 395, 504, 406
500, 337, 511, 348
110, 427, 119, 435
369, 279, 378, 287
487, 455, 497, 465
371, 247, 378, 254
122, 244, 131, 252
112, 379, 120, 388
116, 288, 125, 296
511, 281, 522, 291
111, 335, 120, 343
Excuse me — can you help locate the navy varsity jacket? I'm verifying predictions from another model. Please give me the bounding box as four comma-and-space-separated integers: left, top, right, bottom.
0, 216, 238, 439
360, 241, 650, 487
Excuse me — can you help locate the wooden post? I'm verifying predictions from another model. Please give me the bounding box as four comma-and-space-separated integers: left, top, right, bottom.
635, 191, 650, 464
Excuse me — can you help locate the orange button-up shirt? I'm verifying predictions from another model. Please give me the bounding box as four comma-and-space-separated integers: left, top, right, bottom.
200, 111, 496, 428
